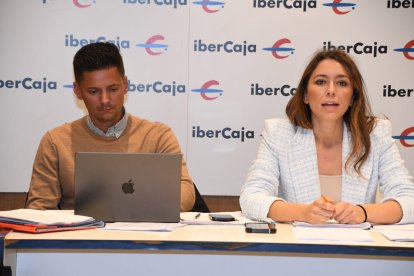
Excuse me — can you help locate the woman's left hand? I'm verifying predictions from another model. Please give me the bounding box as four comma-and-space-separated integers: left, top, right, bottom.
333, 202, 365, 224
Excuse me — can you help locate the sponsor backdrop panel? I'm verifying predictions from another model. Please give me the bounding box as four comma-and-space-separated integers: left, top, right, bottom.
0, 1, 413, 197
188, 0, 414, 195
0, 1, 85, 193
0, 0, 190, 192
117, 3, 190, 149
352, 3, 414, 171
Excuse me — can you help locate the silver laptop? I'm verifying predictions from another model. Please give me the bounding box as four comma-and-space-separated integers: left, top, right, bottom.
74, 152, 181, 223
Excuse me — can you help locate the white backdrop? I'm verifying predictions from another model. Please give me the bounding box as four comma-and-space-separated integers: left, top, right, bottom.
0, 0, 413, 196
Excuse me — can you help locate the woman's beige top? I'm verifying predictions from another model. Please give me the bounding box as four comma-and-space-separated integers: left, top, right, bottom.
319, 175, 342, 202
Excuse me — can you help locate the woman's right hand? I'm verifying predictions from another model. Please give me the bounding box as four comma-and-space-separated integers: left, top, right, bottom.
303, 197, 335, 224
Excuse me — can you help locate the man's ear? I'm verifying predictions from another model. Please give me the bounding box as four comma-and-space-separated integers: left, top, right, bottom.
73, 82, 83, 100
123, 76, 128, 94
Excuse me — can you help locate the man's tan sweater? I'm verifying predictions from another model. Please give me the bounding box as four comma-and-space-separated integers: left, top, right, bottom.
26, 114, 195, 211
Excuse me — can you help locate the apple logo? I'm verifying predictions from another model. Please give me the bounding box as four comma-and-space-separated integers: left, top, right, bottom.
122, 179, 135, 194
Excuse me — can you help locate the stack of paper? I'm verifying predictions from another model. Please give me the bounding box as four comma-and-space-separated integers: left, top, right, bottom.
293, 220, 374, 242
292, 227, 374, 242
104, 222, 185, 232
0, 209, 104, 233
293, 220, 372, 230
373, 224, 414, 242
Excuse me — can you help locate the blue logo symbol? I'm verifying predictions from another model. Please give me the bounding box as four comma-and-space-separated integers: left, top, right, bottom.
393, 127, 414, 147
263, 38, 295, 59
193, 0, 225, 13
191, 80, 223, 100
136, 35, 168, 55
323, 0, 356, 15
394, 40, 414, 60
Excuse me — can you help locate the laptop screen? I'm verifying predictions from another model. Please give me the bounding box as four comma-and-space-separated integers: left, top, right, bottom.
74, 152, 181, 222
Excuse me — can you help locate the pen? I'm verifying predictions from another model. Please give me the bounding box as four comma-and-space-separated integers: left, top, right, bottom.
322, 195, 335, 221
321, 195, 334, 204
194, 213, 200, 219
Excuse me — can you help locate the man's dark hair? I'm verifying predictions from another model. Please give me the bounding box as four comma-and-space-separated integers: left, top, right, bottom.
73, 42, 125, 83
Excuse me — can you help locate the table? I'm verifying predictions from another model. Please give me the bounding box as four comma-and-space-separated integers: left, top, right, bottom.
3, 224, 414, 276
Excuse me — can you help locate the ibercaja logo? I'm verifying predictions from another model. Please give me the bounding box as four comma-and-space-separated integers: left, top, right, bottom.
72, 0, 95, 8
394, 40, 414, 60
323, 0, 356, 15
136, 35, 168, 56
193, 0, 226, 13
191, 80, 223, 100
393, 127, 414, 147
263, 38, 295, 59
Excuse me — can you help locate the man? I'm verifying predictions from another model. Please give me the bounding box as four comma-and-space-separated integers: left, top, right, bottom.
26, 42, 195, 211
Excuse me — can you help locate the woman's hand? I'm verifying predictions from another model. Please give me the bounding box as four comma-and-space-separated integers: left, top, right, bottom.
333, 202, 365, 224
304, 197, 335, 224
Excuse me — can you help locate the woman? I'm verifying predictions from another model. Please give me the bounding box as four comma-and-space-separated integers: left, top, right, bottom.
240, 49, 414, 224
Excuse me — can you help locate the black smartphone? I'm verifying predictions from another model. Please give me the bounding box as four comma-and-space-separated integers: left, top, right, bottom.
208, 214, 236, 222
245, 223, 277, 234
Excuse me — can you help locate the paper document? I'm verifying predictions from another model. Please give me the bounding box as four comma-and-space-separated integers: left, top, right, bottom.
103, 222, 185, 232
293, 228, 374, 242
180, 211, 254, 225
293, 220, 372, 230
0, 209, 95, 225
377, 230, 414, 242
373, 224, 414, 231
373, 224, 414, 242
0, 209, 104, 233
